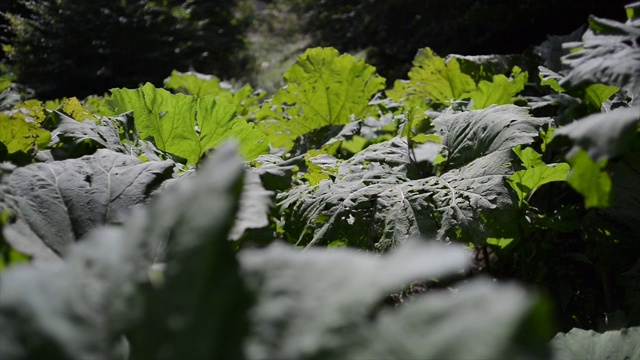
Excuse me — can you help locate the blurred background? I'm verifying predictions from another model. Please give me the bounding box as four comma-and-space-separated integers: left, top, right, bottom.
0, 0, 630, 100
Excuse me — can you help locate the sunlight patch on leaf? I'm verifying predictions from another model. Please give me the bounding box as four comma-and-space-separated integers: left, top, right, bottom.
257, 47, 385, 151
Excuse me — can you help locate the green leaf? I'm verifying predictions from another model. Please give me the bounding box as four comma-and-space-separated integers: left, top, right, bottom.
241, 240, 551, 360
0, 113, 51, 156
109, 83, 268, 163
539, 67, 566, 93
466, 66, 528, 109
164, 70, 227, 97
164, 70, 265, 117
561, 15, 640, 97
435, 105, 549, 169
583, 83, 620, 111
3, 149, 174, 261
388, 48, 476, 107
0, 209, 30, 273
257, 47, 386, 151
53, 97, 100, 122
127, 144, 250, 360
0, 145, 249, 360
279, 105, 549, 248
566, 149, 612, 208
554, 106, 640, 161
507, 146, 570, 206
49, 111, 167, 161
551, 327, 640, 360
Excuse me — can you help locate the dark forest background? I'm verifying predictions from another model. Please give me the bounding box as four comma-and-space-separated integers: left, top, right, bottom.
0, 0, 631, 99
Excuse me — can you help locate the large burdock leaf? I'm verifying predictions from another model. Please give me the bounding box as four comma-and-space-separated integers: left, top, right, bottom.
387, 48, 476, 107
279, 105, 549, 249
388, 49, 529, 111
2, 149, 174, 261
560, 7, 640, 100
256, 47, 386, 151
109, 83, 268, 163
553, 106, 640, 210
48, 111, 166, 161
0, 144, 250, 360
241, 240, 551, 360
164, 70, 264, 117
551, 327, 640, 360
0, 112, 50, 158
434, 105, 548, 169
554, 106, 640, 161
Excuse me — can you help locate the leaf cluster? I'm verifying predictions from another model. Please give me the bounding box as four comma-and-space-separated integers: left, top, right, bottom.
1, 3, 640, 358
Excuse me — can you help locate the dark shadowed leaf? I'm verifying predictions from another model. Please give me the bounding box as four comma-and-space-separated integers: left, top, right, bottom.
279, 105, 548, 248
3, 149, 174, 261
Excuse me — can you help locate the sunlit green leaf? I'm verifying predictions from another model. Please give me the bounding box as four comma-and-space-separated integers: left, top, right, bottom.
583, 83, 619, 111
109, 83, 268, 163
257, 47, 386, 151
507, 146, 570, 206
566, 150, 612, 208
466, 66, 528, 109
0, 113, 50, 156
388, 48, 476, 107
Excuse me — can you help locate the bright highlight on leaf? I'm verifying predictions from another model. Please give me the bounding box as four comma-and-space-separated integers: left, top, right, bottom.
466, 66, 528, 109
388, 48, 527, 110
164, 70, 264, 117
0, 113, 50, 156
388, 48, 475, 107
257, 47, 386, 151
108, 83, 268, 163
566, 150, 612, 208
507, 146, 570, 206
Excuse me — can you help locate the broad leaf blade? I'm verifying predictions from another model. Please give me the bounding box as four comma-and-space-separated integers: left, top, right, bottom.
560, 15, 640, 100
553, 106, 640, 161
0, 145, 250, 360
3, 149, 174, 260
467, 67, 528, 109
0, 112, 51, 157
279, 105, 550, 248
257, 47, 386, 151
387, 48, 476, 107
434, 105, 549, 169
507, 146, 570, 206
241, 240, 551, 360
551, 327, 640, 360
109, 83, 267, 163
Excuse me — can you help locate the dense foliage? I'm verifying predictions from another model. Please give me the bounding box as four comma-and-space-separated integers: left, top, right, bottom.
1, 0, 252, 99
1, 2, 639, 359
287, 0, 631, 83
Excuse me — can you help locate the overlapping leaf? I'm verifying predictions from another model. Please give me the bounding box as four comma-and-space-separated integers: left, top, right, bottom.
109, 83, 268, 163
551, 327, 640, 360
553, 106, 640, 209
560, 8, 640, 101
279, 105, 549, 249
2, 149, 174, 261
507, 146, 570, 206
0, 145, 249, 360
0, 112, 50, 158
256, 47, 386, 151
164, 70, 265, 116
241, 240, 551, 360
388, 48, 476, 107
388, 49, 527, 110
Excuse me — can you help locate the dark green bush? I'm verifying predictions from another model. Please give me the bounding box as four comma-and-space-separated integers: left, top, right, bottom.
287, 0, 630, 83
2, 0, 252, 99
